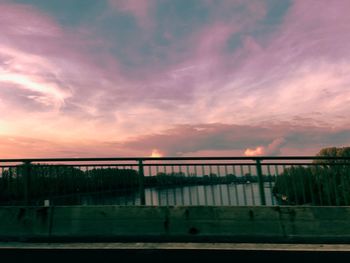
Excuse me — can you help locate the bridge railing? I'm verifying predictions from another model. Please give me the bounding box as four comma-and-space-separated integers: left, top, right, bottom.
0, 156, 349, 206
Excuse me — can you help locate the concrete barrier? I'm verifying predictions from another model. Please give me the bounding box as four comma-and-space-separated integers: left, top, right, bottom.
1, 206, 350, 243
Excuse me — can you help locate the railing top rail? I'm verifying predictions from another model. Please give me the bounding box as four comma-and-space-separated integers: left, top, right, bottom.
1, 162, 350, 168
1, 156, 350, 163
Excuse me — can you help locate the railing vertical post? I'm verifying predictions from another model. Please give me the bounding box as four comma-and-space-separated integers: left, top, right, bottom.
138, 159, 146, 205
23, 161, 31, 205
256, 159, 266, 206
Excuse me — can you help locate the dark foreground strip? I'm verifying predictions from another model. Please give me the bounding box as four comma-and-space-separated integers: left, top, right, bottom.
1, 248, 350, 262
2, 243, 350, 262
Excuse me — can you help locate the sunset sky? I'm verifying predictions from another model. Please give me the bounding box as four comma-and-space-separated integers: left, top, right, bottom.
1, 0, 350, 158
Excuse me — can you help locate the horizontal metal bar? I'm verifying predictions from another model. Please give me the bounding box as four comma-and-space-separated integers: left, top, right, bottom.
1, 156, 350, 163
14, 164, 138, 168
261, 162, 350, 166
144, 162, 350, 167
144, 163, 255, 167
2, 162, 349, 168
1, 163, 254, 168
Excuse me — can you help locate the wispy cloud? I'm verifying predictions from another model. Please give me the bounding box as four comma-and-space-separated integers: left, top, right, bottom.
1, 0, 350, 157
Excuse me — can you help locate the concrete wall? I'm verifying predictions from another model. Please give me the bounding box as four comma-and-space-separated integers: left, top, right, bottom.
1, 206, 350, 243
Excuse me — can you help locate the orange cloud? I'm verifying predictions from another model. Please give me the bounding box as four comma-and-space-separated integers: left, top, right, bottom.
150, 149, 163, 157
244, 146, 264, 156
244, 138, 286, 156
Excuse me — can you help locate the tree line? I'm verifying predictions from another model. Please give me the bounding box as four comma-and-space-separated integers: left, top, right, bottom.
273, 147, 350, 205
0, 164, 272, 204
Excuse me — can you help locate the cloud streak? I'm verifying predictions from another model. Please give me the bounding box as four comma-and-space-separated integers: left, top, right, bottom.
118, 123, 350, 157
1, 0, 350, 157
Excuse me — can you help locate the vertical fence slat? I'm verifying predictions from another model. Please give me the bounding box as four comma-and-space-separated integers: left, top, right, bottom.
194, 165, 200, 205
225, 165, 232, 206
240, 165, 247, 206
138, 160, 146, 205
267, 165, 274, 205
23, 161, 31, 205
256, 159, 266, 206
148, 165, 153, 206
187, 165, 192, 206
233, 165, 239, 205
248, 165, 256, 206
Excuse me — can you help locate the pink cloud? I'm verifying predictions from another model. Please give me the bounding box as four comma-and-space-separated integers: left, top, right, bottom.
0, 3, 70, 110
1, 0, 350, 158
165, 0, 350, 130
0, 2, 135, 147
0, 135, 143, 158
0, 4, 115, 98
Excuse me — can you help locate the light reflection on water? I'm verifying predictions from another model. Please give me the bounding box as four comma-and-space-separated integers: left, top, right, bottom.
77, 183, 276, 206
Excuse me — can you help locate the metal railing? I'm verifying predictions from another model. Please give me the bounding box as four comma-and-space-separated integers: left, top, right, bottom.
0, 156, 349, 206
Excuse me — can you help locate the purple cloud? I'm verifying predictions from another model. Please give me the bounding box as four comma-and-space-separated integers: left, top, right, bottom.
1, 0, 350, 158
117, 123, 350, 157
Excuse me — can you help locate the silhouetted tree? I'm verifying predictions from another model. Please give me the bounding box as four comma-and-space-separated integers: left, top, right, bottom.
273, 147, 350, 205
